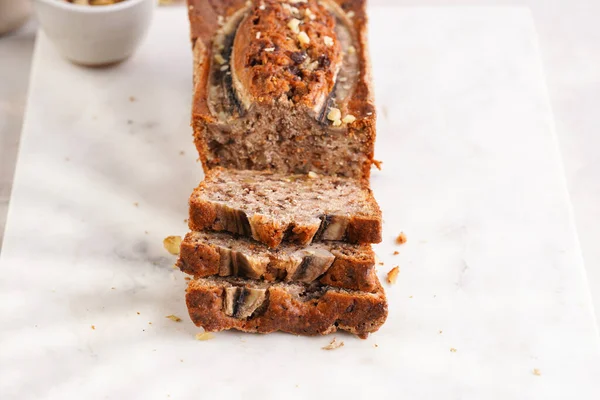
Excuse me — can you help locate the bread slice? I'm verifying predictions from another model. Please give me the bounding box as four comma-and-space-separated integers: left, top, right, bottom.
186, 276, 387, 338
188, 167, 382, 248
187, 0, 376, 179
178, 231, 379, 292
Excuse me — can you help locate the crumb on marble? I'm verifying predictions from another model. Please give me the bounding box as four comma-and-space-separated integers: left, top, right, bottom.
184, 276, 191, 281
137, 312, 140, 315
378, 261, 384, 266
439, 330, 443, 334
163, 235, 182, 255
374, 344, 378, 348
166, 315, 182, 322
179, 150, 185, 155
91, 325, 95, 330
322, 337, 344, 350
127, 119, 133, 124
409, 295, 413, 298
386, 266, 399, 284
393, 251, 399, 255
450, 348, 457, 353
129, 96, 136, 102
111, 287, 115, 290
533, 368, 541, 376
396, 232, 407, 245
195, 332, 215, 341
144, 231, 148, 234
133, 202, 139, 207
372, 159, 383, 170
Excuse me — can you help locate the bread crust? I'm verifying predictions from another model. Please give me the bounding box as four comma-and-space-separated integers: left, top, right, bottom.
178, 231, 379, 292
186, 277, 388, 338
187, 0, 376, 180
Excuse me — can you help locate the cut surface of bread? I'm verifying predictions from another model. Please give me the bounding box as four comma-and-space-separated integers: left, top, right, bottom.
178, 231, 379, 292
188, 167, 382, 248
186, 276, 388, 338
188, 0, 376, 179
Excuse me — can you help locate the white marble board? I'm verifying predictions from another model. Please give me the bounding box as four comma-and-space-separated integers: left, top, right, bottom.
1, 6, 599, 400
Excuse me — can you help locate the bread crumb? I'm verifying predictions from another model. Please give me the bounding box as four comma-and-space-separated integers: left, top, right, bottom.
129, 96, 136, 102
297, 31, 310, 46
386, 266, 400, 284
179, 150, 185, 155
288, 18, 301, 34
393, 251, 399, 255
185, 276, 191, 281
396, 232, 407, 245
163, 235, 182, 255
372, 159, 383, 170
439, 330, 443, 334
166, 315, 182, 322
148, 322, 152, 325
374, 343, 379, 348
323, 36, 334, 47
195, 332, 215, 341
378, 261, 384, 266
409, 295, 413, 298
91, 325, 95, 330
133, 202, 139, 207
322, 338, 344, 350
137, 312, 140, 315
450, 348, 457, 352
533, 368, 541, 376
111, 287, 116, 290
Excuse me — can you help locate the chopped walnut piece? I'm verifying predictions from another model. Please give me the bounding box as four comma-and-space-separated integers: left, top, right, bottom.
195, 332, 215, 341
163, 235, 182, 255
214, 53, 226, 65
342, 114, 356, 124
166, 315, 182, 322
346, 11, 355, 19
322, 337, 344, 350
387, 266, 399, 284
297, 31, 310, 46
396, 232, 407, 244
304, 8, 315, 20
327, 107, 341, 122
307, 171, 319, 179
323, 36, 334, 47
264, 47, 275, 52
256, 32, 261, 39
288, 18, 301, 34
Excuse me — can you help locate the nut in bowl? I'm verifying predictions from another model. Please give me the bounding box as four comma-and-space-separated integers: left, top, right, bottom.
32, 0, 155, 66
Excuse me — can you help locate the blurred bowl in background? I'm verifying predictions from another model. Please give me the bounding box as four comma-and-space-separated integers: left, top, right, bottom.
32, 0, 155, 66
0, 0, 32, 35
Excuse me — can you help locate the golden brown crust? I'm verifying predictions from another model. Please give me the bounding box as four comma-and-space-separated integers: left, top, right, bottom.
186, 277, 388, 338
177, 231, 379, 292
187, 0, 376, 180
232, 0, 341, 110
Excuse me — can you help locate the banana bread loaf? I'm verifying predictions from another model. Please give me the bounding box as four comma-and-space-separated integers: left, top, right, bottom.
186, 276, 387, 338
188, 167, 382, 248
178, 231, 379, 292
187, 0, 376, 179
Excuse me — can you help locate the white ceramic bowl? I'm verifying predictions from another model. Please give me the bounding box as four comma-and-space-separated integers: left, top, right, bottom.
32, 0, 155, 66
0, 0, 32, 35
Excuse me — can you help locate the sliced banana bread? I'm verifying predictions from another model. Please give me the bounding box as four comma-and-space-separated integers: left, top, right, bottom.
186, 276, 388, 338
188, 167, 382, 248
178, 231, 379, 292
187, 0, 376, 179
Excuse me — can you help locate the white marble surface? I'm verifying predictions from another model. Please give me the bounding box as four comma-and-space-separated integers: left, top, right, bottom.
1, 6, 599, 399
